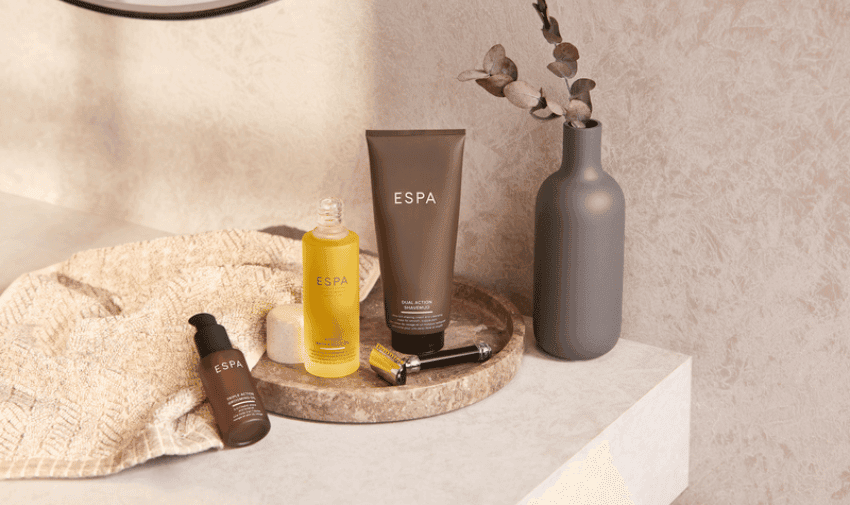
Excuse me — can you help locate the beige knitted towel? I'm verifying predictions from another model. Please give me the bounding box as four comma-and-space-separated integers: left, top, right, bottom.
0, 229, 380, 479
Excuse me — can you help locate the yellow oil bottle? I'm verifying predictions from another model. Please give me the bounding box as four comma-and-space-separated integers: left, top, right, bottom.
302, 197, 360, 378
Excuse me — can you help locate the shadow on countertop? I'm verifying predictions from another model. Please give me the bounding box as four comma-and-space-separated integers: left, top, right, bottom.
259, 224, 308, 241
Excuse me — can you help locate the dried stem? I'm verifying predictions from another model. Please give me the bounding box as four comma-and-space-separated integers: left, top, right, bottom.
457, 0, 595, 127
533, 0, 551, 30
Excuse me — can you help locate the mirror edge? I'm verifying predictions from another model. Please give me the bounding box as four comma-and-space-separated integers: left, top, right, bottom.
59, 0, 278, 20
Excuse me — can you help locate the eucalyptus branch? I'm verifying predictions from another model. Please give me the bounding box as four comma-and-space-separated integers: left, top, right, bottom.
457, 0, 596, 128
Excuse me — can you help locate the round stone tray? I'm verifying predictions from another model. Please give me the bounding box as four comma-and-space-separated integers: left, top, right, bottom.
252, 276, 525, 423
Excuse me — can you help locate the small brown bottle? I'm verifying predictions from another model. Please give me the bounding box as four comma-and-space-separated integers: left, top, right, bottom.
189, 313, 271, 447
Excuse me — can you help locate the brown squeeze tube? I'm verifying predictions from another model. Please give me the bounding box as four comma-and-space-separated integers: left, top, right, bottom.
366, 129, 465, 355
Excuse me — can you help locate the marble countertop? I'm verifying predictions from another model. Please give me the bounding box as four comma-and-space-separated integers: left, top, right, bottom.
0, 191, 691, 504
1, 332, 689, 505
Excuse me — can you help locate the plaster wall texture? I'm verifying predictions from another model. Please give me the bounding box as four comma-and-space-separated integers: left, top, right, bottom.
1, 0, 849, 502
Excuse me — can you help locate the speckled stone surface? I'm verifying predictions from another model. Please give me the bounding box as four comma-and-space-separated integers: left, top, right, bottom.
253, 277, 525, 423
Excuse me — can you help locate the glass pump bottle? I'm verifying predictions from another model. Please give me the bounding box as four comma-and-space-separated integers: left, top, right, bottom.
189, 313, 271, 447
302, 197, 360, 378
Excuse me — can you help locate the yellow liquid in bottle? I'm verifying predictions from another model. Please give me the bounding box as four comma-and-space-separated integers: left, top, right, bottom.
302, 229, 360, 378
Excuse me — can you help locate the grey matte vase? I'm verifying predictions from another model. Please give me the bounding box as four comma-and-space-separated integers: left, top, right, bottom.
533, 120, 625, 359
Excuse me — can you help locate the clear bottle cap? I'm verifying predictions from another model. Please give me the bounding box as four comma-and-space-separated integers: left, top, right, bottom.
313, 197, 348, 240
318, 197, 343, 227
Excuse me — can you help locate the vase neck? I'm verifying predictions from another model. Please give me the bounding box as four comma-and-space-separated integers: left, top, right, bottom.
560, 121, 602, 175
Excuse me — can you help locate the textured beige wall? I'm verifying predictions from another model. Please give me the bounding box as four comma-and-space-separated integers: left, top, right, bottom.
2, 0, 850, 502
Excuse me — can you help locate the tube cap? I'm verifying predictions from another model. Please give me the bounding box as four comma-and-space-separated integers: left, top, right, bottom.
189, 313, 233, 359
391, 330, 444, 355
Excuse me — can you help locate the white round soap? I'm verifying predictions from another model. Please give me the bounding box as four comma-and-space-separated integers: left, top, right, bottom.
266, 303, 304, 364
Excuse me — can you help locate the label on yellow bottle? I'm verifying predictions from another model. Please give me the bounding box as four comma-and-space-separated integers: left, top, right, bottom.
302, 230, 360, 378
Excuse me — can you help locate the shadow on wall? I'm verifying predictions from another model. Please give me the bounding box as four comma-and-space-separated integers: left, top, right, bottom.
65, 11, 131, 216
55, 1, 379, 235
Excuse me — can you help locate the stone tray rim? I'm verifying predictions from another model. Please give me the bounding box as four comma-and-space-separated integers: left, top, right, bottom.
254, 276, 526, 423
